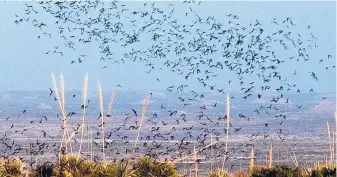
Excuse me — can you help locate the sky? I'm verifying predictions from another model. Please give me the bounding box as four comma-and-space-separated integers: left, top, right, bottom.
0, 1, 335, 93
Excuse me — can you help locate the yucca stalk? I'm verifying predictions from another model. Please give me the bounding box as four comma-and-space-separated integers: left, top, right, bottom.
290, 152, 299, 167
105, 90, 116, 124
189, 167, 192, 177
98, 82, 105, 161
133, 96, 150, 153
332, 132, 335, 163
193, 146, 198, 177
60, 74, 73, 154
222, 93, 230, 169
268, 145, 273, 168
327, 121, 332, 164
52, 73, 69, 161
249, 148, 254, 172
104, 90, 116, 133
333, 112, 337, 165
210, 133, 213, 171
78, 73, 88, 158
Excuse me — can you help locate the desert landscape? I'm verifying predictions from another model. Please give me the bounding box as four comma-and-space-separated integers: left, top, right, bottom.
0, 1, 336, 177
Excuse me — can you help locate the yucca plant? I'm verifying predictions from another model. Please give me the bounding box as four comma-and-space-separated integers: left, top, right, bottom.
95, 162, 115, 177
76, 160, 97, 177
150, 161, 179, 177
54, 155, 82, 177
54, 156, 97, 177
207, 168, 231, 177
0, 158, 26, 177
97, 161, 135, 177
134, 156, 154, 177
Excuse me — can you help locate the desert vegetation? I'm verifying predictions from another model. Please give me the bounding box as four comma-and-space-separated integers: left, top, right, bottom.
0, 155, 336, 177
0, 1, 336, 177
0, 73, 336, 177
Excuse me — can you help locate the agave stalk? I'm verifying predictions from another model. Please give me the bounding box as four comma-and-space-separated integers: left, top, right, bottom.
222, 93, 230, 169
133, 96, 150, 153
78, 73, 88, 158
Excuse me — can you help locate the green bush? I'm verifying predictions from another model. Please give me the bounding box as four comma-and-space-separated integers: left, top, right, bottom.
310, 164, 336, 177
251, 165, 305, 177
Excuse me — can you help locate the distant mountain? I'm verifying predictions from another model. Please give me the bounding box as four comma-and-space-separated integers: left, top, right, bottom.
0, 90, 334, 118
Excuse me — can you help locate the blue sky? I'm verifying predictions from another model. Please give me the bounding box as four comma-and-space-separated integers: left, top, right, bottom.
0, 1, 335, 93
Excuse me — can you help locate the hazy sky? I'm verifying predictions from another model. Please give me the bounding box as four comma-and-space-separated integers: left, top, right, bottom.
0, 1, 335, 92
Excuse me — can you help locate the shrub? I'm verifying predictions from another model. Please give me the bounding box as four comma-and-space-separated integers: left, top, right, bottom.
95, 162, 115, 177
232, 171, 250, 177
207, 168, 231, 177
134, 156, 153, 177
77, 160, 97, 177
133, 156, 178, 177
251, 165, 305, 177
310, 164, 336, 177
150, 161, 179, 177
53, 155, 98, 177
96, 161, 135, 177
29, 162, 54, 177
0, 158, 26, 177
53, 155, 81, 176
